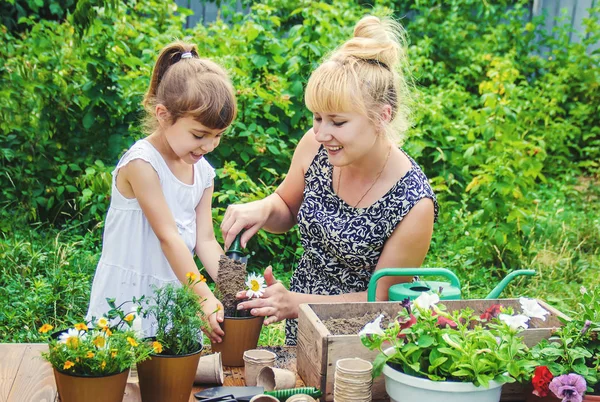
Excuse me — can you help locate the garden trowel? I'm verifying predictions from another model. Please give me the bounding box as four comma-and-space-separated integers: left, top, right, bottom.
225, 231, 248, 264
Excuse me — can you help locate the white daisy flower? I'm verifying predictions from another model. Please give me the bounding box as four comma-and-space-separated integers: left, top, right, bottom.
519, 297, 549, 321
499, 313, 530, 330
58, 328, 87, 346
246, 273, 266, 299
414, 292, 440, 310
358, 314, 385, 337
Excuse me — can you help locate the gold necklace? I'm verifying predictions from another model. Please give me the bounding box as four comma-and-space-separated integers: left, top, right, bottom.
337, 145, 392, 208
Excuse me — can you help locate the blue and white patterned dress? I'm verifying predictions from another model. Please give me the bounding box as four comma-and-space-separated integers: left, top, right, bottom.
285, 145, 438, 345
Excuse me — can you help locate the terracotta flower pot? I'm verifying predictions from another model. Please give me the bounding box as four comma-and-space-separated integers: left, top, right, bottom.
137, 345, 202, 402
53, 368, 129, 402
584, 394, 600, 401
211, 315, 264, 367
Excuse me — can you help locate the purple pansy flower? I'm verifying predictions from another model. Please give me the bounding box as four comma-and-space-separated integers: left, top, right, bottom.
548, 374, 587, 402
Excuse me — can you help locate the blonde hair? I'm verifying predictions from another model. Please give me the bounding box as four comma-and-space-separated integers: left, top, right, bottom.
143, 41, 237, 132
305, 16, 412, 143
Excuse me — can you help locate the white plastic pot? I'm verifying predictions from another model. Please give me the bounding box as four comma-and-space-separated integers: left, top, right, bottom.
382, 348, 503, 402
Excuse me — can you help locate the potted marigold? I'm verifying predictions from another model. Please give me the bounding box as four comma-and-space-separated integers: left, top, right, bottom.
136, 272, 214, 402
359, 294, 548, 402
525, 286, 600, 402
40, 302, 152, 402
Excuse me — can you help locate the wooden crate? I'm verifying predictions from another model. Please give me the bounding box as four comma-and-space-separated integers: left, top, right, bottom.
296, 299, 567, 402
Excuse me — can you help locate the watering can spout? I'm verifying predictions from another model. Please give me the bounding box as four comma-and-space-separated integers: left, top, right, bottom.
485, 269, 536, 299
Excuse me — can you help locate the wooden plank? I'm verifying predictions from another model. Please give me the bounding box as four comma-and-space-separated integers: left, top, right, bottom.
7, 344, 57, 402
0, 344, 27, 401
296, 303, 331, 394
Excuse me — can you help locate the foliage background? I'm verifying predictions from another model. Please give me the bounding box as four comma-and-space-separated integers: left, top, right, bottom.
0, 0, 598, 342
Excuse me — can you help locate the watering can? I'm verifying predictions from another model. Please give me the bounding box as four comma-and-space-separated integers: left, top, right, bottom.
366, 268, 535, 302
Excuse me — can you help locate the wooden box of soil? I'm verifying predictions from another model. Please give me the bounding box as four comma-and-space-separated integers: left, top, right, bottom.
296, 299, 567, 402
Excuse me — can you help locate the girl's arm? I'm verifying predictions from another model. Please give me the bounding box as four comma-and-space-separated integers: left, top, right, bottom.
221, 129, 320, 249
194, 183, 224, 282
123, 160, 224, 341
236, 198, 435, 324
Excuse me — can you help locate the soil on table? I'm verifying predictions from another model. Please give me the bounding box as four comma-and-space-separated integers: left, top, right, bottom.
259, 345, 297, 371
323, 311, 394, 335
216, 255, 247, 317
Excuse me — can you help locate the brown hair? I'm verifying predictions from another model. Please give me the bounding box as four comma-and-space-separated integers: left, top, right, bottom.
143, 41, 237, 132
305, 16, 413, 143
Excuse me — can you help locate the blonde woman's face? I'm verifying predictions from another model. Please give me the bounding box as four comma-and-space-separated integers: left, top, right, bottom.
164, 116, 225, 164
312, 111, 378, 166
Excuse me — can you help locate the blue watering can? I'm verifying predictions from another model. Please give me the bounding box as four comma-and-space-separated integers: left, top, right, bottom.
366, 268, 536, 302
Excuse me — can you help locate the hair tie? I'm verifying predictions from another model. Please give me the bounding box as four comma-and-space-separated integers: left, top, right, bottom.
365, 58, 390, 71
181, 52, 193, 59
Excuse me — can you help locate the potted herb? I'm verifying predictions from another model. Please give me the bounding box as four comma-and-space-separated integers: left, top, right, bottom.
211, 269, 267, 366
40, 303, 152, 402
526, 286, 600, 402
136, 272, 213, 402
359, 294, 547, 402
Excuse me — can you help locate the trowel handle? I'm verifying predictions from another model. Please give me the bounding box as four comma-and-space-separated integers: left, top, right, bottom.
367, 268, 461, 302
484, 269, 536, 299
225, 230, 245, 257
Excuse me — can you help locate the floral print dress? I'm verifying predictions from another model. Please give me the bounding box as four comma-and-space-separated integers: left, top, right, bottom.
285, 145, 438, 345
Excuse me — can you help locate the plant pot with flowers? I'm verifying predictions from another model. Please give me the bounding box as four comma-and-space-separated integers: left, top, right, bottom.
39, 301, 152, 402
359, 293, 549, 402
136, 272, 213, 402
524, 285, 600, 402
211, 265, 267, 367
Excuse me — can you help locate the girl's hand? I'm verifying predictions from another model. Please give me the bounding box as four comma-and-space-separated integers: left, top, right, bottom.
221, 201, 269, 250
202, 296, 225, 343
235, 266, 298, 325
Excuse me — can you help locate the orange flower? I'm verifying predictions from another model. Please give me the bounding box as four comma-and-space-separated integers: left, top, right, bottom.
127, 337, 138, 347
103, 327, 113, 336
86, 352, 94, 358
74, 323, 88, 331
92, 336, 106, 348
38, 324, 53, 334
101, 361, 106, 369
199, 274, 207, 282
152, 341, 163, 354
66, 337, 79, 348
186, 272, 197, 282
63, 361, 75, 370
124, 313, 135, 323
111, 350, 118, 358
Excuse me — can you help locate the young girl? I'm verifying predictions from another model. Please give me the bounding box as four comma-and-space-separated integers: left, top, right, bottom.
221, 16, 438, 345
87, 41, 237, 343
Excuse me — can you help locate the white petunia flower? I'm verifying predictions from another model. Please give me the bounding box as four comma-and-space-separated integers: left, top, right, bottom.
499, 313, 530, 330
359, 314, 385, 337
246, 273, 266, 299
414, 292, 440, 310
519, 297, 549, 321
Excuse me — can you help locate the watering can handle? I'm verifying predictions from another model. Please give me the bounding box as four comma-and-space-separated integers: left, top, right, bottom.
367, 268, 461, 302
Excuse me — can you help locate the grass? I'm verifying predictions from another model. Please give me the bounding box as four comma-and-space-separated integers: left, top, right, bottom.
1, 176, 597, 344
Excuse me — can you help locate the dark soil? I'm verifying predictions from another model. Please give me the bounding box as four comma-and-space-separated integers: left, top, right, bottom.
259, 345, 297, 371
323, 311, 393, 335
216, 255, 247, 317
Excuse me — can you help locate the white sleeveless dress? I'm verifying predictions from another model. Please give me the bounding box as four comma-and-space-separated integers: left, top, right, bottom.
86, 139, 215, 336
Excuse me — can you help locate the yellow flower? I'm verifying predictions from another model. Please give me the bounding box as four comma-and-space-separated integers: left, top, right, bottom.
86, 352, 95, 358
111, 350, 118, 358
186, 272, 197, 282
96, 317, 108, 328
38, 324, 53, 334
124, 313, 135, 323
63, 361, 75, 370
199, 274, 207, 282
93, 336, 106, 349
66, 337, 79, 348
152, 341, 163, 354
127, 337, 138, 347
103, 327, 112, 336
74, 323, 88, 331
101, 361, 106, 370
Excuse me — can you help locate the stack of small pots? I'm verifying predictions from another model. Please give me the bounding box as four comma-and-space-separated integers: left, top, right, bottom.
333, 357, 373, 402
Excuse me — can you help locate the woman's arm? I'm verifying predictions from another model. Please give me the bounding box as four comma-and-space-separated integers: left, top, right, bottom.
236, 197, 435, 324
221, 130, 320, 249
123, 160, 224, 341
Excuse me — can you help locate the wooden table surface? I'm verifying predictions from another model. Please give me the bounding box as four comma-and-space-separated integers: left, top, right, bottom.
0, 343, 304, 402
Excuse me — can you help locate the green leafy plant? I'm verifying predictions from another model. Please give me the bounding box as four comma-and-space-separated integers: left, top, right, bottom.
527, 285, 600, 397
359, 294, 549, 387
140, 273, 211, 356
40, 299, 152, 376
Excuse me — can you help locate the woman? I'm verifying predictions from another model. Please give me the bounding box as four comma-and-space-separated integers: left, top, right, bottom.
221, 15, 438, 345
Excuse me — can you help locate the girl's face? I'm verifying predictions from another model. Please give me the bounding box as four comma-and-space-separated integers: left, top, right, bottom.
163, 115, 225, 164
312, 111, 379, 166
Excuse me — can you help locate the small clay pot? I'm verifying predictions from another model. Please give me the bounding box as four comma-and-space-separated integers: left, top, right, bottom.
211, 315, 264, 367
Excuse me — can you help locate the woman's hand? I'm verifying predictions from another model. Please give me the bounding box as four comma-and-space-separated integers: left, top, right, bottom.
235, 266, 299, 325
202, 296, 225, 343
221, 200, 270, 250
